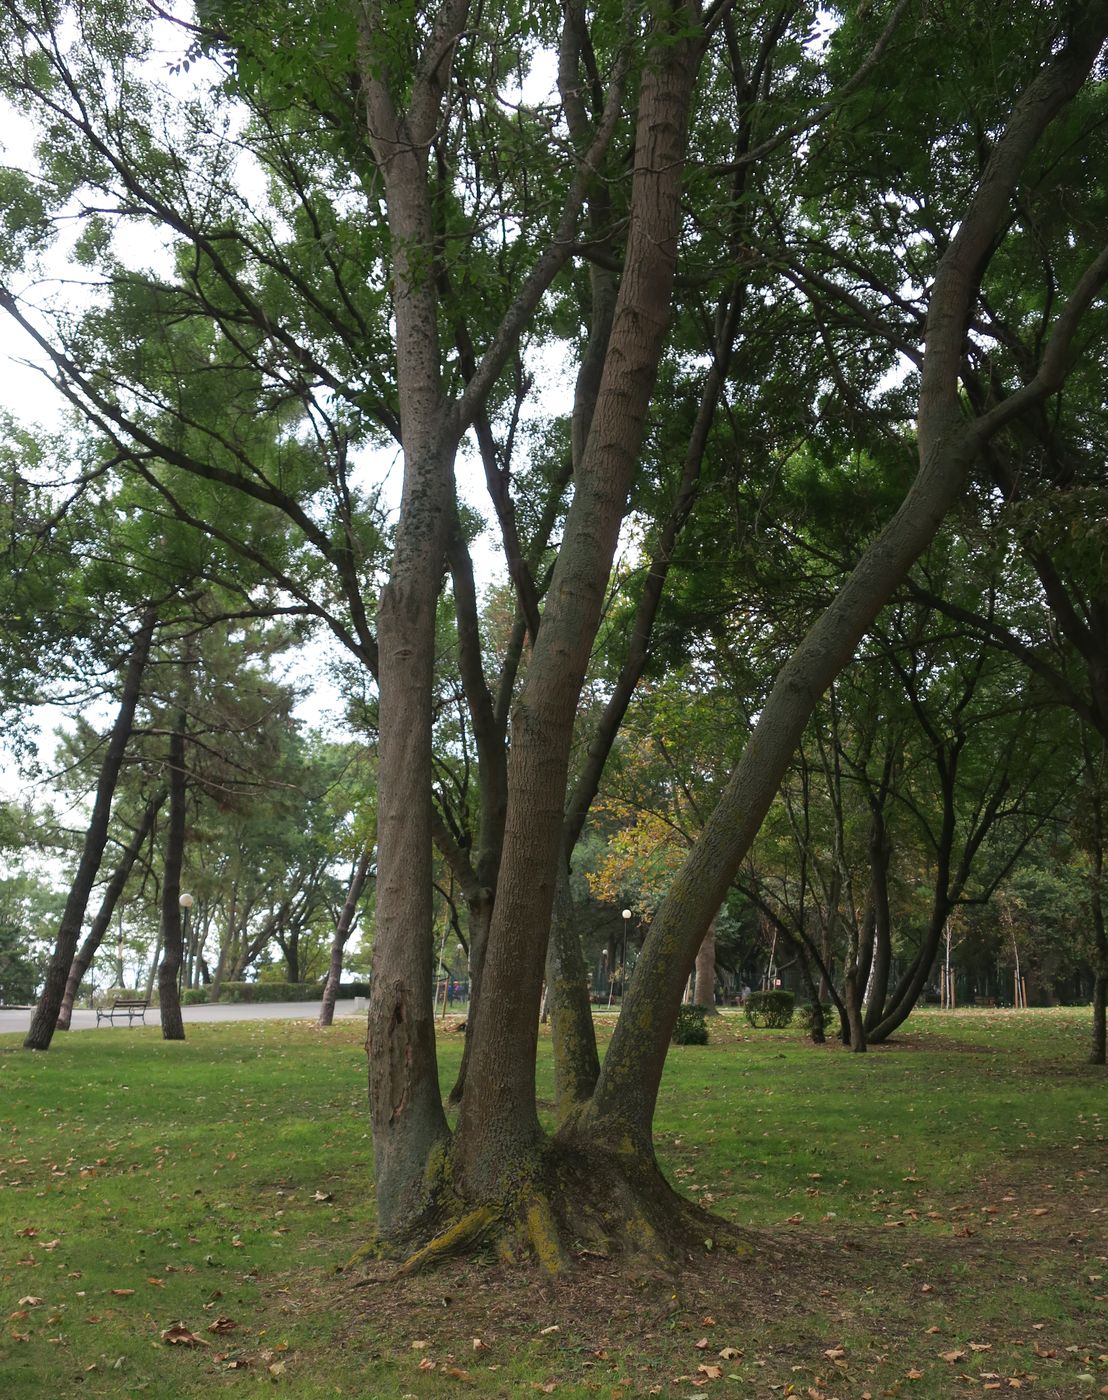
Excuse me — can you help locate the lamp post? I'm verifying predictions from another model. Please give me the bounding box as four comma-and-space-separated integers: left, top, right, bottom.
620, 907, 631, 1001
178, 892, 194, 998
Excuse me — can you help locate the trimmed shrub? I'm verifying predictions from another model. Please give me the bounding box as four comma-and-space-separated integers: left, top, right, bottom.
218, 981, 324, 1003
671, 1003, 710, 1045
182, 987, 209, 1006
743, 989, 795, 1028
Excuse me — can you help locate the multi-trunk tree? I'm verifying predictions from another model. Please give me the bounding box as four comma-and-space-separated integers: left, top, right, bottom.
1, 0, 1105, 1263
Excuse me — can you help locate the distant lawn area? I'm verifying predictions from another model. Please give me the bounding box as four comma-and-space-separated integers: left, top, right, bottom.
1, 1007, 1103, 1399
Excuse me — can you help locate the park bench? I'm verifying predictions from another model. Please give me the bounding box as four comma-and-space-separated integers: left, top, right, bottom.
95, 998, 149, 1027
973, 995, 997, 1008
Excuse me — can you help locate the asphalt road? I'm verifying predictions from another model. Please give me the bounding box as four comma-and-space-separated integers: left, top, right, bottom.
0, 998, 366, 1037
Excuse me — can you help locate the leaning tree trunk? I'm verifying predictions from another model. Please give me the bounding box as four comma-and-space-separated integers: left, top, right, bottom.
24, 605, 157, 1051
56, 787, 166, 1030
578, 9, 1108, 1150
157, 713, 188, 1041
319, 846, 373, 1028
693, 920, 719, 1015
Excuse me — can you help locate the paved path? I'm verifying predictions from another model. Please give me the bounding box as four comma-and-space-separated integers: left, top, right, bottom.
0, 999, 366, 1037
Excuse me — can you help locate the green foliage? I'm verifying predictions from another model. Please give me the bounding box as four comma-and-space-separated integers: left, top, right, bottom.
218, 980, 325, 1003
744, 989, 795, 1029
0, 923, 42, 1003
671, 1002, 709, 1045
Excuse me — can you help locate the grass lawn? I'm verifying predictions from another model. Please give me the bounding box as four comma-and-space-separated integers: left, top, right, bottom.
0, 1007, 1104, 1399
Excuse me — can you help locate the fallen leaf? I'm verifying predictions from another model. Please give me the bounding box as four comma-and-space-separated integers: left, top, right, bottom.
718, 1347, 741, 1360
906, 1369, 924, 1379
940, 1350, 966, 1363
472, 1337, 489, 1351
207, 1316, 238, 1333
17, 1297, 43, 1307
418, 1357, 435, 1371
312, 1191, 333, 1202
698, 1364, 722, 1379
969, 1342, 992, 1352
146, 1277, 165, 1287
920, 1284, 934, 1294
410, 1339, 431, 1349
268, 1361, 285, 1377
539, 1325, 559, 1336
161, 1324, 210, 1347
110, 1289, 135, 1297
824, 1346, 846, 1360
695, 1337, 710, 1350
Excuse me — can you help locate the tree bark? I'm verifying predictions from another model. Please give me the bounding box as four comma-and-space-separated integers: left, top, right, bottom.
56, 787, 166, 1030
358, 7, 466, 1232
24, 605, 157, 1051
546, 861, 601, 1118
157, 713, 188, 1041
319, 846, 373, 1028
454, 13, 705, 1200
580, 9, 1108, 1146
693, 920, 718, 1015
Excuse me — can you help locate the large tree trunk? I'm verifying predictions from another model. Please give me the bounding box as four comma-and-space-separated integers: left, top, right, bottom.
319, 846, 373, 1028
453, 16, 704, 1203
24, 605, 157, 1051
56, 788, 166, 1030
157, 714, 188, 1041
359, 11, 466, 1233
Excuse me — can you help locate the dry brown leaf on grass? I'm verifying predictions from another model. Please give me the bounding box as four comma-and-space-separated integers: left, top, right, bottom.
718, 1346, 741, 1360
17, 1296, 42, 1307
824, 1346, 846, 1360
110, 1288, 135, 1297
207, 1316, 237, 1333
161, 1323, 210, 1347
939, 1349, 966, 1362
697, 1364, 722, 1379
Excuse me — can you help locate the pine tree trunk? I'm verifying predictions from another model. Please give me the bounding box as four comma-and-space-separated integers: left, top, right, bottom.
157, 714, 187, 1041
56, 788, 165, 1030
24, 605, 157, 1051
319, 847, 373, 1028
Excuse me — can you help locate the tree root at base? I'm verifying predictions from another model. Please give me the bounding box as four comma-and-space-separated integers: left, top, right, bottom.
344, 1142, 757, 1282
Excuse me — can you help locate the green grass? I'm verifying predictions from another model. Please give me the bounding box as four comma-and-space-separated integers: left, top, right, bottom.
1, 1008, 1104, 1399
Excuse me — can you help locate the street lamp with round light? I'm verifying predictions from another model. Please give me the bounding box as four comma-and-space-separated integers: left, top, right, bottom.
178, 893, 194, 996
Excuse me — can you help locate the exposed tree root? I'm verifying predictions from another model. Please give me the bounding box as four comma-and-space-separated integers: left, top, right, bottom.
344, 1139, 756, 1283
